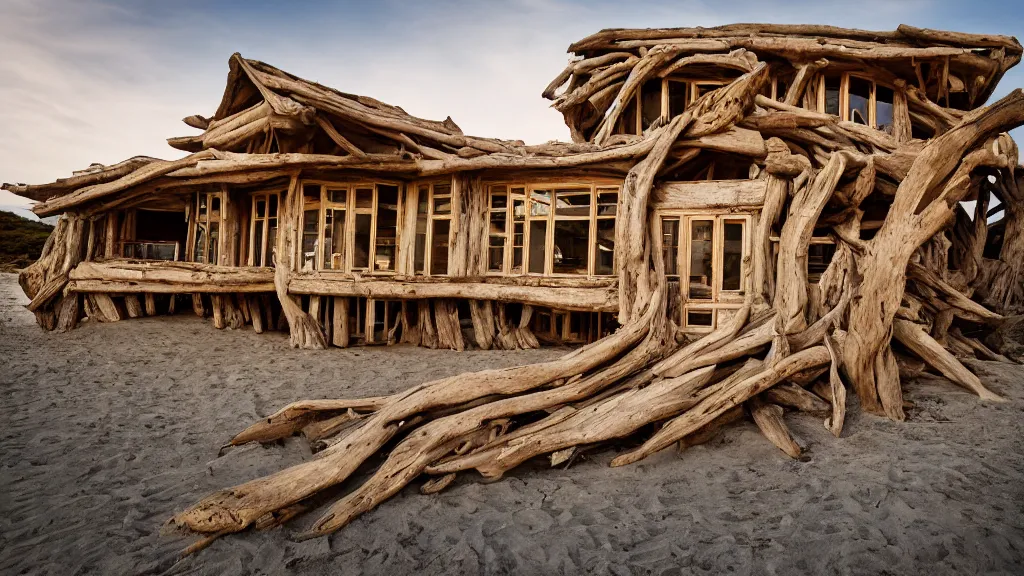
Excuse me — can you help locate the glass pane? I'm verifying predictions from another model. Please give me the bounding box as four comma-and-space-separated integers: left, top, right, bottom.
512, 196, 526, 221
512, 222, 525, 274
433, 195, 452, 215
640, 79, 662, 130
210, 196, 221, 219
597, 189, 618, 216
688, 220, 713, 299
266, 220, 277, 267
553, 220, 589, 275
198, 194, 208, 217
256, 198, 266, 219
374, 189, 398, 272
328, 188, 347, 205
530, 190, 551, 217
415, 186, 429, 274
302, 209, 319, 271
488, 243, 504, 273
529, 220, 548, 274
303, 184, 321, 203
150, 243, 175, 261
353, 213, 371, 269
194, 224, 206, 263
722, 221, 743, 291
662, 217, 680, 277
208, 221, 219, 265
555, 189, 591, 217
694, 83, 719, 100
668, 80, 687, 118
326, 209, 346, 270
615, 96, 638, 135
824, 74, 842, 116
489, 210, 507, 272
687, 310, 713, 327
490, 187, 507, 208
775, 72, 795, 102
431, 219, 450, 275
808, 243, 837, 283
848, 77, 871, 125
433, 183, 451, 196
377, 185, 399, 208
268, 194, 278, 218
252, 221, 263, 266
355, 188, 373, 209
876, 85, 895, 134
595, 219, 615, 276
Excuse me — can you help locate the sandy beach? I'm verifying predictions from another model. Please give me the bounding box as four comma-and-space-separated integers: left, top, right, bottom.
1, 271, 1023, 575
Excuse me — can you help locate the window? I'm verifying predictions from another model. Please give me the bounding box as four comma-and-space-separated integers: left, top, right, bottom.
249, 191, 279, 267
658, 213, 750, 332
818, 73, 897, 134
807, 240, 837, 284
407, 181, 454, 276
594, 188, 617, 276
765, 71, 796, 102
488, 186, 509, 272
301, 184, 321, 271
293, 181, 402, 273
324, 187, 347, 270
661, 216, 680, 277
614, 78, 727, 136
191, 191, 222, 264
486, 182, 620, 277
552, 188, 591, 275
430, 183, 452, 275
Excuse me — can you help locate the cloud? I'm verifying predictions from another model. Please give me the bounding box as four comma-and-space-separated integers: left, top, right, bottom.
0, 0, 1020, 194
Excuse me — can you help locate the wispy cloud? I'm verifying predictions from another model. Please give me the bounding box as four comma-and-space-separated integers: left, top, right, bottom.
0, 0, 1020, 191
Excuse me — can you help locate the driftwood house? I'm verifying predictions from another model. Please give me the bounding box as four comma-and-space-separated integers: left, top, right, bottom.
8, 24, 1024, 542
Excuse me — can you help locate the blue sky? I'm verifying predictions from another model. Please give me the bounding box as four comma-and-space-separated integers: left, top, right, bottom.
1, 0, 1022, 208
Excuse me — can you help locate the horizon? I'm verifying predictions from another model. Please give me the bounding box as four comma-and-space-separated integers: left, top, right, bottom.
2, 0, 1023, 209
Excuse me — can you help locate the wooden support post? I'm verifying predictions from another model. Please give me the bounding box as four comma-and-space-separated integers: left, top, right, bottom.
144, 293, 157, 316
211, 295, 226, 329
332, 297, 350, 347
124, 294, 143, 318
250, 295, 265, 334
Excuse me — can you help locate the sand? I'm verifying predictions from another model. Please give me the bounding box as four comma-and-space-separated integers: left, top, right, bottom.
1, 272, 1023, 575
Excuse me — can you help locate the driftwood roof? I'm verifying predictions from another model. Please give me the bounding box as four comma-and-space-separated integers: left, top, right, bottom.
4, 24, 1021, 217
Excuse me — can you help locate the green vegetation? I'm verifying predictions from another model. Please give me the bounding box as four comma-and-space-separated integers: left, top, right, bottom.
0, 211, 52, 271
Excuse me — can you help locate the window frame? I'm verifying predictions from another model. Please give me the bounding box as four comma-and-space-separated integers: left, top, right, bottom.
816, 72, 895, 131
616, 77, 730, 136
293, 179, 404, 274
189, 190, 224, 265
656, 210, 752, 333
485, 181, 621, 278
248, 190, 281, 267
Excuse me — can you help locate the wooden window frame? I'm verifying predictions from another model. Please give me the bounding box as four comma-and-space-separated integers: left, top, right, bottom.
485, 181, 621, 278
656, 210, 752, 333
619, 78, 730, 136
294, 179, 403, 274
415, 181, 452, 277
816, 72, 894, 130
189, 191, 224, 265
247, 190, 281, 267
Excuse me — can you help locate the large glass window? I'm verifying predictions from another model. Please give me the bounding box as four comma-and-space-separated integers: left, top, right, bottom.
486, 183, 620, 277
615, 78, 728, 136
659, 213, 750, 331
